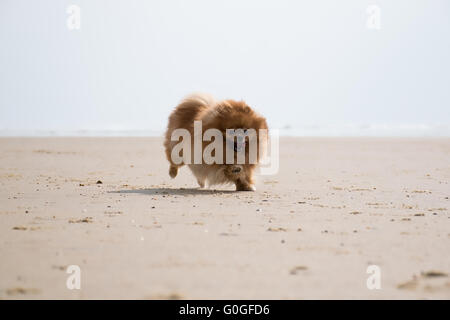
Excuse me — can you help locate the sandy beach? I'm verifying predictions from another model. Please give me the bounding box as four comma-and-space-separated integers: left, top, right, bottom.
0, 137, 449, 299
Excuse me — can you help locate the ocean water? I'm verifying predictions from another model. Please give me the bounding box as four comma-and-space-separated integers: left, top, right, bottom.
1, 124, 449, 137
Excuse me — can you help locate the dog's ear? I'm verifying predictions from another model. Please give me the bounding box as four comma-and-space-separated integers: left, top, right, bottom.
242, 105, 252, 114
216, 104, 233, 117
220, 104, 233, 112
234, 101, 252, 114
254, 116, 268, 130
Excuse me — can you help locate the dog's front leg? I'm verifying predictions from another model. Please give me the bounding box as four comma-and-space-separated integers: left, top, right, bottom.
235, 179, 255, 191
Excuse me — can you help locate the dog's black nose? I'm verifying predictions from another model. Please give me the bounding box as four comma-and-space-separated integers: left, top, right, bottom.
231, 166, 241, 173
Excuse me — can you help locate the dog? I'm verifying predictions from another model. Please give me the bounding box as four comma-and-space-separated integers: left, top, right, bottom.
164, 93, 268, 191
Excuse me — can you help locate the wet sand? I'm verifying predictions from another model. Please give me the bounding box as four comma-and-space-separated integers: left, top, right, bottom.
0, 137, 449, 299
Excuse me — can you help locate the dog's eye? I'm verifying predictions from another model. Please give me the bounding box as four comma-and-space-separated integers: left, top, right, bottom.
243, 129, 247, 133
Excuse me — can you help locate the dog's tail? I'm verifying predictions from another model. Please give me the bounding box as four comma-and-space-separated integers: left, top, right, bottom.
181, 92, 216, 109
165, 93, 216, 180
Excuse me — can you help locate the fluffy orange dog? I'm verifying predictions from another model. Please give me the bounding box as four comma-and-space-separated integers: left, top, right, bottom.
164, 93, 268, 191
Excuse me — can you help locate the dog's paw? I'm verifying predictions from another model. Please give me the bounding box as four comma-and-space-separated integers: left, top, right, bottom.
169, 165, 178, 178
197, 179, 205, 188
236, 184, 255, 192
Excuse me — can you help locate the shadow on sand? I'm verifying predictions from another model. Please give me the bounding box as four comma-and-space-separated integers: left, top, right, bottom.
109, 187, 236, 196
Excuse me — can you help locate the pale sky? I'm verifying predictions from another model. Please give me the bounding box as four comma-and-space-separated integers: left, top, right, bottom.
1, 0, 449, 135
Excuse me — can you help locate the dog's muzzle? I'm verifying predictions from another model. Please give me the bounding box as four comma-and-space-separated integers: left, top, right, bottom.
232, 136, 246, 153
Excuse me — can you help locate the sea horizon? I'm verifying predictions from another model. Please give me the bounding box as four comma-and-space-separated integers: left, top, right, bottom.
1, 123, 449, 137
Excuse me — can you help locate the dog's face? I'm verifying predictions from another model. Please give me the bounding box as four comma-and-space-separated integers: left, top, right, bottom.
202, 100, 268, 165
